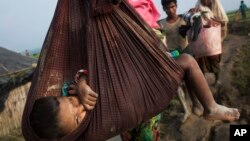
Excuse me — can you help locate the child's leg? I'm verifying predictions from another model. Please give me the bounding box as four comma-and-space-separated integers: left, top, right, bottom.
175, 54, 240, 121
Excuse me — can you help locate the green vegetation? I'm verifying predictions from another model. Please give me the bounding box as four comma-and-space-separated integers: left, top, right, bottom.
227, 10, 250, 36
31, 53, 39, 59
232, 44, 250, 96
227, 10, 250, 22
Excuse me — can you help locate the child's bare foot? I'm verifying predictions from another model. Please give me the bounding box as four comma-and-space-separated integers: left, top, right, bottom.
203, 104, 240, 121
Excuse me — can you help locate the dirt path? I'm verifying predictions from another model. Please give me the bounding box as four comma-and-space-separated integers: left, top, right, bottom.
212, 34, 250, 109
220, 34, 249, 90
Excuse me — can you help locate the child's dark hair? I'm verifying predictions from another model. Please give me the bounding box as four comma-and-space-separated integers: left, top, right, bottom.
161, 0, 177, 9
30, 96, 64, 139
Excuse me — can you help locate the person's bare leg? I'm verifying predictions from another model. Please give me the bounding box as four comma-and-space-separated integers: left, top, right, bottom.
175, 54, 240, 121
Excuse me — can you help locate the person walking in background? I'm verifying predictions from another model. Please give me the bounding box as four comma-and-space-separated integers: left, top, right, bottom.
196, 0, 229, 41
239, 0, 248, 19
190, 0, 229, 86
25, 49, 30, 57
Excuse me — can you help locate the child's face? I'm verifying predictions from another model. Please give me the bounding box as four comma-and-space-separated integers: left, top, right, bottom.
164, 2, 177, 17
56, 96, 86, 134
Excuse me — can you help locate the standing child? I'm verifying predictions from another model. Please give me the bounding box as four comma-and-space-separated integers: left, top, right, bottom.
158, 0, 189, 54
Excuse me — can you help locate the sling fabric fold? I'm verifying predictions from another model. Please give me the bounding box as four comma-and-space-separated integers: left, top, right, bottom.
22, 0, 184, 140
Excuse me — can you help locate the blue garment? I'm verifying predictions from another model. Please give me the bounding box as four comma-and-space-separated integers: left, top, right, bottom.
240, 3, 248, 12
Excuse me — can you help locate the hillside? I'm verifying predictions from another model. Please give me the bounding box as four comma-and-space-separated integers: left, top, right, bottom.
0, 46, 36, 108
0, 47, 37, 75
0, 47, 37, 85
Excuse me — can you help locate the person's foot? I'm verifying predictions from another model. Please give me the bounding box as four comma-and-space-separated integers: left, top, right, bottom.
203, 104, 240, 121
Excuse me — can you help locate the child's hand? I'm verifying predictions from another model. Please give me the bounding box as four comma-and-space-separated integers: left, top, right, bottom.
71, 69, 98, 110
77, 81, 98, 111
68, 82, 98, 110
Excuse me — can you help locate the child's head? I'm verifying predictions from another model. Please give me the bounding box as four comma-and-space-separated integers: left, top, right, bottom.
30, 96, 85, 139
161, 0, 177, 17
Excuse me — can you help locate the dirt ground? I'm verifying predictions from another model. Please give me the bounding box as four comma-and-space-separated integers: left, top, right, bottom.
219, 34, 249, 90
216, 33, 250, 123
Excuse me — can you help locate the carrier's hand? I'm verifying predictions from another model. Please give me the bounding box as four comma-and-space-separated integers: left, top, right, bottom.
209, 19, 221, 27
211, 18, 224, 26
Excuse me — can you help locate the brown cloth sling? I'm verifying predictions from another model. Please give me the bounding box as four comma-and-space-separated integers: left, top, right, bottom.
22, 0, 184, 140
